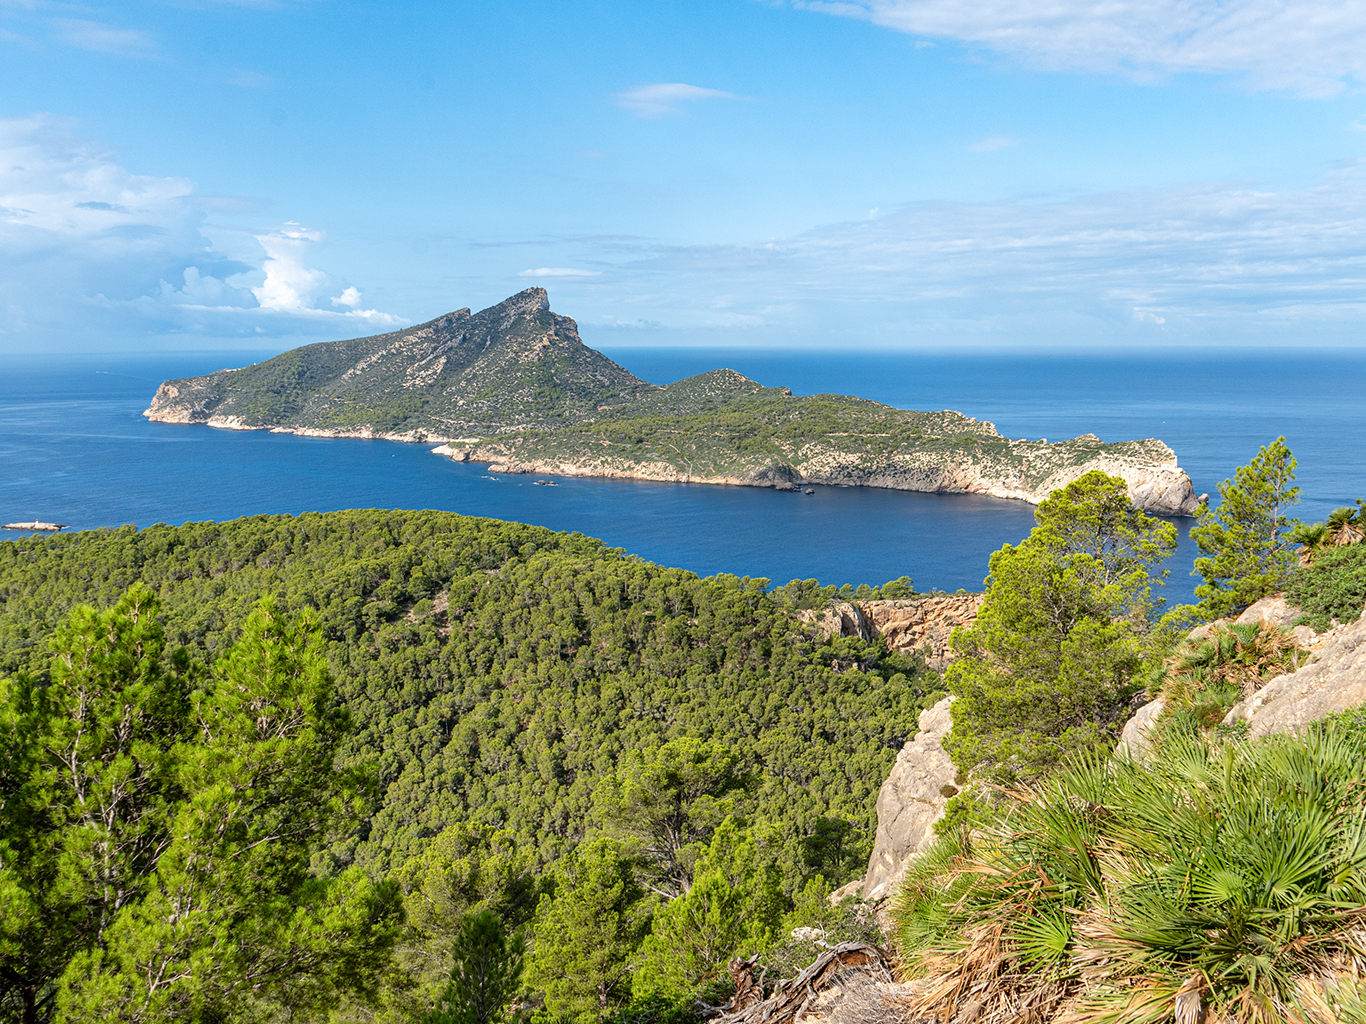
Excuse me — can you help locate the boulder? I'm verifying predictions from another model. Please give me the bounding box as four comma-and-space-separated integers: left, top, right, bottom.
861, 697, 956, 902
1223, 608, 1366, 738
1115, 697, 1166, 761
1234, 594, 1303, 629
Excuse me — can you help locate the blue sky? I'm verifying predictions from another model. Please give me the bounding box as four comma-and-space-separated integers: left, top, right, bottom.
4, 0, 1366, 352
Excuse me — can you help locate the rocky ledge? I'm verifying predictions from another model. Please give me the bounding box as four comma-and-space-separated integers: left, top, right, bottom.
432, 433, 1202, 516
796, 593, 985, 669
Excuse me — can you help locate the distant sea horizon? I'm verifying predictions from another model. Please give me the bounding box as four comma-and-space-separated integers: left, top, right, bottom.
3, 347, 1364, 609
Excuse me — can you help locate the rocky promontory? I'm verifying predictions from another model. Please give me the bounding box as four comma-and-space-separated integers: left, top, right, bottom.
146, 288, 1202, 515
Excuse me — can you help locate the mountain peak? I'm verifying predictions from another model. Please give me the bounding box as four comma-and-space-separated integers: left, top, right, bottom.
490, 287, 551, 316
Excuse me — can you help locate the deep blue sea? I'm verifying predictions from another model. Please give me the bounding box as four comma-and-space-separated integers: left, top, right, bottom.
3, 348, 1364, 607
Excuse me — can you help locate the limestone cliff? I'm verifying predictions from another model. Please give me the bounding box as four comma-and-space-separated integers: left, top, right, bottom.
1223, 607, 1366, 737
861, 697, 957, 902
435, 429, 1201, 516
796, 594, 985, 668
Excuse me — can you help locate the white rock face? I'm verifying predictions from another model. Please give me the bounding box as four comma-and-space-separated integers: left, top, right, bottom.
1115, 697, 1167, 761
861, 697, 956, 902
1235, 594, 1302, 629
1223, 610, 1366, 738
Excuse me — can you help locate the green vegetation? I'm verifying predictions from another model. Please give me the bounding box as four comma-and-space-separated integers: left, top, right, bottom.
0, 510, 939, 1023
423, 911, 525, 1024
943, 472, 1177, 784
1192, 437, 1301, 617
1291, 500, 1366, 563
1155, 620, 1305, 729
0, 588, 401, 1024
891, 717, 1366, 1024
1290, 543, 1366, 631
9, 434, 1366, 1024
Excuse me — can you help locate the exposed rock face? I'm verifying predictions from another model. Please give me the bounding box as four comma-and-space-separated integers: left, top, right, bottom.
1115, 697, 1167, 761
796, 595, 984, 668
450, 436, 1201, 516
1223, 609, 1366, 738
797, 602, 873, 643
861, 697, 956, 902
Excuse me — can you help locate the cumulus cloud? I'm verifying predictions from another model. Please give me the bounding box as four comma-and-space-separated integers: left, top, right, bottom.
52, 19, 158, 59
518, 267, 602, 278
795, 0, 1366, 95
0, 115, 404, 347
614, 83, 739, 118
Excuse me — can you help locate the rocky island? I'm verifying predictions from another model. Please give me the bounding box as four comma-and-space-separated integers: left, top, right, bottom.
145, 288, 1202, 514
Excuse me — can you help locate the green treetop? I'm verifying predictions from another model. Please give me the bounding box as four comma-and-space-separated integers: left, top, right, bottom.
528, 839, 649, 1023
1191, 437, 1301, 618
1, 591, 401, 1024
944, 471, 1178, 784
423, 911, 524, 1024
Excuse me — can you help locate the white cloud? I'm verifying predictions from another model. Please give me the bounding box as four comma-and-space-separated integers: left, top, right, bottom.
967, 135, 1018, 152
0, 116, 404, 348
52, 19, 157, 59
794, 0, 1366, 95
518, 267, 602, 278
614, 83, 738, 118
564, 164, 1366, 347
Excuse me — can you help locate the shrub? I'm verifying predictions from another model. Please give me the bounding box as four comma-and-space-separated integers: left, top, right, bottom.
1290, 543, 1366, 631
890, 724, 1366, 1024
1154, 621, 1307, 729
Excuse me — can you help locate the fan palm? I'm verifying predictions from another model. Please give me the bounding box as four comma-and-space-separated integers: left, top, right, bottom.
891, 724, 1366, 1024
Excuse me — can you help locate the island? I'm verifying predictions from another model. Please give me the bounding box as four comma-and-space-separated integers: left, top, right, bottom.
144, 288, 1202, 515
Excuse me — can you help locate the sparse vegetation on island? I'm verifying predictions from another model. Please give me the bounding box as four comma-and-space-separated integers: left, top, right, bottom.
143, 291, 1201, 514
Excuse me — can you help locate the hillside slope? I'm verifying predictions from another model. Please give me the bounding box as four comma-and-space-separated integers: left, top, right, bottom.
143, 288, 658, 438
0, 510, 938, 878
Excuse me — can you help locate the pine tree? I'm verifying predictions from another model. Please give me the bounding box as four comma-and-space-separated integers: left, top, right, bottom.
632, 817, 784, 997
528, 839, 648, 1022
944, 472, 1177, 783
424, 912, 524, 1024
1192, 437, 1301, 618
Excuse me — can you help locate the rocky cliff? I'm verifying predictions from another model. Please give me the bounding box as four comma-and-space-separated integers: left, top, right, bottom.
1118, 597, 1365, 759
797, 594, 985, 668
1223, 607, 1366, 737
435, 430, 1201, 515
861, 697, 957, 902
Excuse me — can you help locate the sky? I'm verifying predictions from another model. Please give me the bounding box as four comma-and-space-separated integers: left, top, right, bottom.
4, 0, 1366, 353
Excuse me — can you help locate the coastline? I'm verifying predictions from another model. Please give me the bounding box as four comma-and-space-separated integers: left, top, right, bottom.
137, 411, 1200, 515
427, 441, 1203, 516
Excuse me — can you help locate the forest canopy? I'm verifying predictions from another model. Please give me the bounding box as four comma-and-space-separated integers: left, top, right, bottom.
0, 510, 941, 883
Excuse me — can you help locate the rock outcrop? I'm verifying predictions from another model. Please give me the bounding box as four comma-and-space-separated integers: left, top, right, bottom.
1115, 697, 1167, 761
797, 595, 984, 668
1223, 608, 1366, 737
861, 697, 956, 902
442, 435, 1202, 516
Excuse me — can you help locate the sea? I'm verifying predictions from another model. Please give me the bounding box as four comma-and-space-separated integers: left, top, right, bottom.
3, 348, 1364, 608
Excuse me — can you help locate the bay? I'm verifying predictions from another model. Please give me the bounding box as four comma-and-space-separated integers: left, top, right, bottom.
2, 348, 1363, 607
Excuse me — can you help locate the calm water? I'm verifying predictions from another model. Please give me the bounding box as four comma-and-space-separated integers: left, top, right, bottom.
3, 349, 1364, 606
